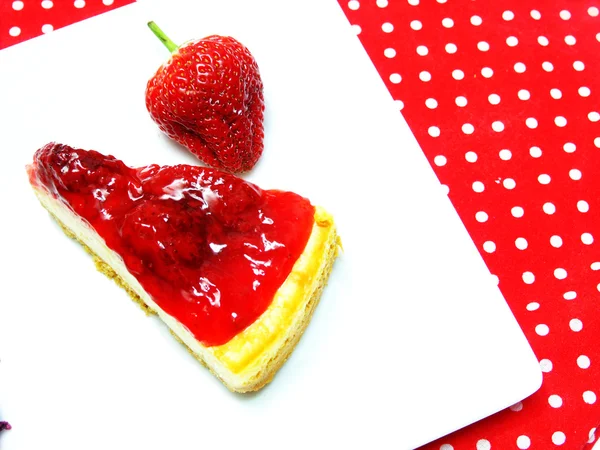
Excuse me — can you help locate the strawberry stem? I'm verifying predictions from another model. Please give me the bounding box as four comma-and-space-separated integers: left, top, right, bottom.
147, 21, 178, 53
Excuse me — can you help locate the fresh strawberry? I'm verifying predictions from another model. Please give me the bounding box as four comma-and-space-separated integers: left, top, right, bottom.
145, 21, 265, 173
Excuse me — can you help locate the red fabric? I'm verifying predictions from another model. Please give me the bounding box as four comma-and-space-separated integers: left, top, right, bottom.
1, 0, 599, 448
339, 0, 600, 449
0, 0, 135, 50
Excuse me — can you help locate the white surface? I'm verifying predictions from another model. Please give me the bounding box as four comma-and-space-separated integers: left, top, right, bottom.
0, 1, 542, 449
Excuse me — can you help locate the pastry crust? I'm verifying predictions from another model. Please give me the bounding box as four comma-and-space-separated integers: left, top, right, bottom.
32, 187, 339, 393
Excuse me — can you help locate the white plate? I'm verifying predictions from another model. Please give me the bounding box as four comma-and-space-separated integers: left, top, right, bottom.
0, 1, 542, 449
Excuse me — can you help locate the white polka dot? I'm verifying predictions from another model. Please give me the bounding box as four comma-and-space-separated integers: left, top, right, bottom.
526, 117, 538, 129
510, 401, 524, 411
523, 272, 535, 284
476, 439, 491, 450
410, 20, 423, 30
563, 291, 577, 300
507, 36, 519, 46
417, 45, 429, 56
9, 27, 21, 37
570, 318, 583, 331
530, 146, 542, 158
514, 62, 526, 73
492, 121, 505, 132
589, 6, 599, 16
573, 61, 585, 71
465, 151, 477, 162
395, 100, 404, 111
102, 0, 114, 4
462, 123, 475, 134
543, 203, 556, 214
538, 36, 549, 46
536, 324, 549, 335
74, 0, 86, 8
376, 0, 388, 7
531, 10, 541, 20
516, 238, 528, 250
434, 155, 447, 166
488, 94, 501, 105
550, 235, 563, 248
581, 232, 594, 245
477, 41, 490, 51
452, 69, 464, 80
351, 24, 362, 35
577, 355, 591, 369
476, 211, 488, 223
442, 18, 454, 28
503, 10, 515, 20
408, 0, 419, 5
440, 445, 454, 450
579, 86, 591, 97
425, 98, 438, 109
445, 43, 457, 54
548, 394, 563, 408
595, 137, 600, 148
384, 48, 397, 58
455, 96, 467, 107
348, 0, 360, 10
420, 71, 432, 82
552, 432, 566, 445
471, 15, 483, 26
538, 174, 551, 184
565, 35, 576, 45
517, 435, 531, 449
41, 0, 53, 8
472, 181, 485, 193
382, 22, 394, 33
12, 1, 24, 10
503, 178, 516, 189
560, 10, 571, 20
483, 241, 496, 253
588, 112, 600, 122
542, 61, 554, 72
543, 202, 556, 215
589, 428, 597, 444
551, 88, 562, 99
526, 302, 539, 311
555, 116, 567, 127
389, 73, 401, 84
540, 359, 553, 372
499, 149, 512, 160
592, 262, 600, 270
563, 142, 576, 153
41, 24, 54, 34
569, 169, 582, 180
437, 0, 447, 3
428, 126, 440, 137
577, 200, 589, 212
517, 89, 531, 101
584, 391, 597, 404
481, 67, 494, 78
512, 206, 525, 218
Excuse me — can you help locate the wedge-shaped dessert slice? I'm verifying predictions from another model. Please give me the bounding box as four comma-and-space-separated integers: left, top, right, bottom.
28, 143, 339, 392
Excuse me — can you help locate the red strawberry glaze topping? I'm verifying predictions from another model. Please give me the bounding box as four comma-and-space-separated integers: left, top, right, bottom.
29, 143, 315, 346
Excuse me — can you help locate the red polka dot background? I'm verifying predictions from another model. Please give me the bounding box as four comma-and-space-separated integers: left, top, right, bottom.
2, 0, 600, 449
0, 0, 134, 50
340, 0, 600, 449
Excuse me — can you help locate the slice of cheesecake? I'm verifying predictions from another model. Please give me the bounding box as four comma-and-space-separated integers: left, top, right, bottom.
28, 142, 339, 393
